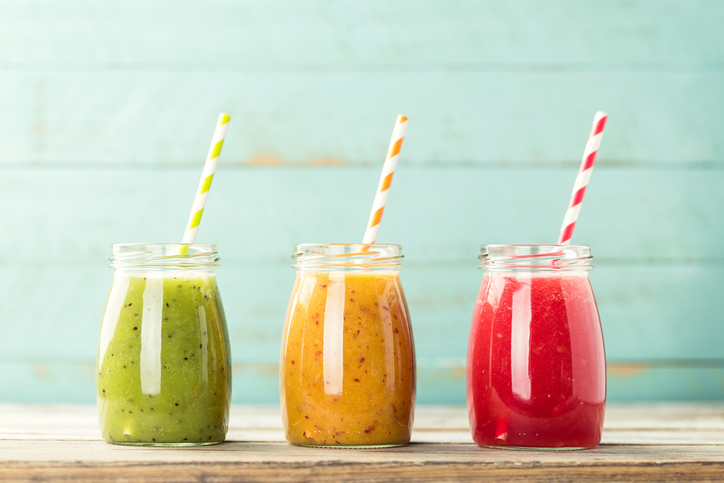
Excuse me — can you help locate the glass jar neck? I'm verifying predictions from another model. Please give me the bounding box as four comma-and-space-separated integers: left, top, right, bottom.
479, 244, 593, 272
110, 243, 220, 272
293, 244, 403, 271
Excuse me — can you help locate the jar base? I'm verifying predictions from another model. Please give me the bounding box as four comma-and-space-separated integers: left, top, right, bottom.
290, 443, 407, 449
477, 444, 596, 451
105, 441, 223, 447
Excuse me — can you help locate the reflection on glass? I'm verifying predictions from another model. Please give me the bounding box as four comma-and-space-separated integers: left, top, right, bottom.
323, 272, 345, 396
140, 277, 163, 396
510, 275, 532, 402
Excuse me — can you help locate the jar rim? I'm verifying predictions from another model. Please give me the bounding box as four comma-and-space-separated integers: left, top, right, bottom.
479, 244, 592, 271
294, 242, 401, 250
292, 243, 403, 270
113, 242, 218, 250
483, 244, 590, 249
110, 243, 220, 270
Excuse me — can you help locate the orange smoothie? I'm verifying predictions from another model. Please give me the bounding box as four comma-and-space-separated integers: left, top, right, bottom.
281, 271, 415, 447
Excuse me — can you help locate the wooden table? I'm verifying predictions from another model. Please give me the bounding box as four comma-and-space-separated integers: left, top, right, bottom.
1, 403, 723, 482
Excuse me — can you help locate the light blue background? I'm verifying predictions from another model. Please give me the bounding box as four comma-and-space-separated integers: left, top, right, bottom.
0, 0, 722, 403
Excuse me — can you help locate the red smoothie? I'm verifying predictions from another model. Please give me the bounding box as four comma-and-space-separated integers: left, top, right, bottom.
467, 271, 605, 449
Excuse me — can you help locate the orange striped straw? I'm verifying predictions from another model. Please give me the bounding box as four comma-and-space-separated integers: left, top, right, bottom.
362, 115, 409, 244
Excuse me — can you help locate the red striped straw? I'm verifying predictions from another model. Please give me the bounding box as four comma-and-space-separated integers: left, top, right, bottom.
362, 115, 409, 244
557, 111, 608, 245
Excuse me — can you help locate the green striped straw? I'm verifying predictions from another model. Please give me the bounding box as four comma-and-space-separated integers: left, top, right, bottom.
182, 113, 231, 243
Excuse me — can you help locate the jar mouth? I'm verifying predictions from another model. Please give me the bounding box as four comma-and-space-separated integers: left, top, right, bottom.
479, 244, 592, 271
110, 243, 220, 270
293, 243, 403, 270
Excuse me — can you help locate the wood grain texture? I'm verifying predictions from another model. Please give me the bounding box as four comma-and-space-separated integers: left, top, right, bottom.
0, 0, 721, 404
0, 167, 721, 262
2, 460, 723, 483
3, 403, 724, 443
0, 168, 722, 402
0, 72, 722, 166
0, 0, 722, 66
0, 404, 723, 482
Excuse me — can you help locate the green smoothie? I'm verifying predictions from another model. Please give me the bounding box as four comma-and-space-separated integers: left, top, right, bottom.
97, 271, 231, 445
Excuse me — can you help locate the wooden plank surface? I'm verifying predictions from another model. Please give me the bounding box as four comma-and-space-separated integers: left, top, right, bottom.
1, 0, 722, 66
3, 403, 724, 443
0, 165, 723, 403
0, 165, 722, 402
0, 0, 722, 405
0, 404, 723, 482
1, 167, 722, 262
0, 72, 722, 166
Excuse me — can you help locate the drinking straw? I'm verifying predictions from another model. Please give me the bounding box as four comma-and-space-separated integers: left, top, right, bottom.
182, 113, 231, 243
362, 115, 409, 244
557, 111, 608, 245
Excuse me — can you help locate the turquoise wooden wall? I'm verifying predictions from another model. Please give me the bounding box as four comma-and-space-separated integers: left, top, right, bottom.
0, 0, 722, 403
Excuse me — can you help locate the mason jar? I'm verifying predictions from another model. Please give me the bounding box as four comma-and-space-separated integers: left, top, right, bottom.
467, 245, 606, 449
280, 244, 416, 447
97, 243, 231, 446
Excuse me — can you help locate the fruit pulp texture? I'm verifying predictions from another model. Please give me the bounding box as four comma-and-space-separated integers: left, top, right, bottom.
97, 272, 231, 445
467, 272, 605, 448
281, 271, 416, 446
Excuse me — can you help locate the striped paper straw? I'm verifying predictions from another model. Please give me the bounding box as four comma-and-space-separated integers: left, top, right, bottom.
557, 111, 608, 245
182, 113, 231, 243
362, 115, 409, 244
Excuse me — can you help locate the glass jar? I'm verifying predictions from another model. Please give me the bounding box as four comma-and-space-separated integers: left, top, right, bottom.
280, 244, 416, 447
467, 245, 606, 449
97, 243, 232, 446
